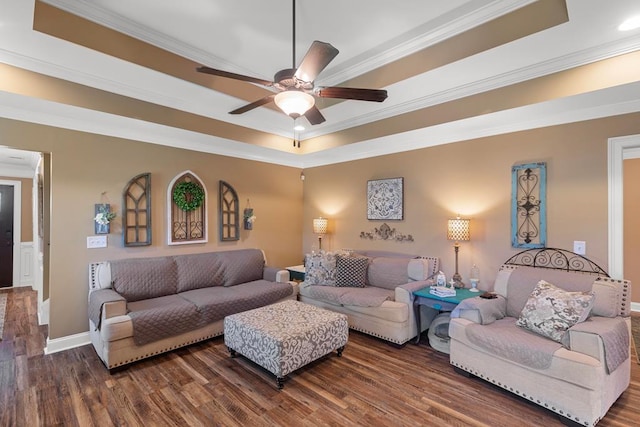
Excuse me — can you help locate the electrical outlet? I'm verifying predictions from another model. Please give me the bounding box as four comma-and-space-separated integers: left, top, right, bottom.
87, 235, 107, 249
573, 240, 586, 255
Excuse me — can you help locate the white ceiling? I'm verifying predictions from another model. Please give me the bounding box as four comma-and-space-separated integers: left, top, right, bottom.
0, 0, 640, 169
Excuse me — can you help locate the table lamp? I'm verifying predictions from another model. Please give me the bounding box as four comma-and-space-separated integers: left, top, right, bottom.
447, 215, 470, 288
313, 217, 328, 250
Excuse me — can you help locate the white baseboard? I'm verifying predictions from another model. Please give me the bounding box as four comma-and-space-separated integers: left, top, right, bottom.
45, 331, 90, 355
631, 302, 640, 312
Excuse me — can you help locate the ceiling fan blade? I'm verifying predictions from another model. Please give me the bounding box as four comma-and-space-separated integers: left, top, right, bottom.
294, 41, 339, 83
197, 66, 274, 87
304, 105, 326, 125
229, 95, 276, 115
316, 87, 388, 102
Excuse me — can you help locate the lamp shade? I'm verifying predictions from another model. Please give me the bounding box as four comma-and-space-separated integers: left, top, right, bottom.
274, 90, 315, 118
447, 216, 470, 242
313, 217, 328, 235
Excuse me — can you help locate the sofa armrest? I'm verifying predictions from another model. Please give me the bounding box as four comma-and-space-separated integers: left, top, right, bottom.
263, 266, 289, 283
451, 296, 507, 325
565, 316, 629, 364
88, 288, 126, 329
395, 280, 431, 303
103, 300, 127, 319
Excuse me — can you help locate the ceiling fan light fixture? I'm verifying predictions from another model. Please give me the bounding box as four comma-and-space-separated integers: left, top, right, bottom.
274, 90, 315, 118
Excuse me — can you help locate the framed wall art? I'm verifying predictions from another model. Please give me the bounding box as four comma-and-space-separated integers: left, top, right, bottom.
511, 162, 546, 248
367, 177, 404, 220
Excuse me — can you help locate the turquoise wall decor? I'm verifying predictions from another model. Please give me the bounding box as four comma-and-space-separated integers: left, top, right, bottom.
511, 162, 546, 248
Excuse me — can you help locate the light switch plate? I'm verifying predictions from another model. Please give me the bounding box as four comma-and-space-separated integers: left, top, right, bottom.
87, 235, 107, 249
573, 240, 586, 255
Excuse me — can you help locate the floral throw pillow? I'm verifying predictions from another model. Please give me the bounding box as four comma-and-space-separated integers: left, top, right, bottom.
516, 280, 594, 342
304, 251, 338, 286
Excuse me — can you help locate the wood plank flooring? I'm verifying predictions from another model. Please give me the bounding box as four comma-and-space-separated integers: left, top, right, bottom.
1, 287, 639, 426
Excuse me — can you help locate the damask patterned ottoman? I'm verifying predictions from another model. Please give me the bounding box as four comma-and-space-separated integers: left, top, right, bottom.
224, 300, 349, 389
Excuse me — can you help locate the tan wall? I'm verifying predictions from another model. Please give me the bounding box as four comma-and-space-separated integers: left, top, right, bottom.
0, 118, 304, 339
303, 113, 640, 296
0, 176, 33, 242
624, 158, 640, 302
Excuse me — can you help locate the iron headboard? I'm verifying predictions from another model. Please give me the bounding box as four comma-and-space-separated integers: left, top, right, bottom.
503, 247, 609, 277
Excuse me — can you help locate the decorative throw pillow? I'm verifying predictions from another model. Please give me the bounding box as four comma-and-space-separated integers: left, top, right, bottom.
335, 255, 369, 288
516, 280, 594, 342
304, 251, 338, 286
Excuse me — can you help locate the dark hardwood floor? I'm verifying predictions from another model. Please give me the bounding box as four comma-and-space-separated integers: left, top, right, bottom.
1, 287, 639, 426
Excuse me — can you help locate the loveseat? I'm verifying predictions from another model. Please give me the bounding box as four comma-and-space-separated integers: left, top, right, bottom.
299, 250, 439, 345
449, 248, 631, 427
88, 248, 297, 370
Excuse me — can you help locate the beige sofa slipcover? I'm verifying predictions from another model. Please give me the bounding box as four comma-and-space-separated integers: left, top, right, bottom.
449, 251, 631, 427
299, 250, 439, 345
88, 249, 297, 370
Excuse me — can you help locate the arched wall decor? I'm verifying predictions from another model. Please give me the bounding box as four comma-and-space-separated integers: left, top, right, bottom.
123, 172, 151, 246
167, 170, 207, 245
219, 180, 239, 241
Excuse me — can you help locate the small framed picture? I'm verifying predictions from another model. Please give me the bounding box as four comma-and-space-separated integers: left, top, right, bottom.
367, 178, 404, 220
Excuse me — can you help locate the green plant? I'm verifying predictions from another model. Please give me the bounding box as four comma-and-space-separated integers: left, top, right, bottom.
173, 181, 205, 211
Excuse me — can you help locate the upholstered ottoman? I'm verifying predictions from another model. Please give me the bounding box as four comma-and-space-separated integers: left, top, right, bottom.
224, 300, 349, 389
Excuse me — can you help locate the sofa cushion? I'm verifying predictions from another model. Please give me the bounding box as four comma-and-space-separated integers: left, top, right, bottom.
335, 255, 369, 287
504, 266, 596, 318
591, 278, 619, 318
408, 258, 435, 281
126, 294, 201, 345
111, 257, 178, 302
516, 280, 594, 342
304, 251, 338, 286
220, 249, 265, 287
367, 257, 409, 290
180, 280, 293, 323
174, 252, 225, 292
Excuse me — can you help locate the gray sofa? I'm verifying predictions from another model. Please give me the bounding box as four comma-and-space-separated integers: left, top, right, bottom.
88, 248, 297, 370
299, 250, 439, 345
449, 249, 631, 427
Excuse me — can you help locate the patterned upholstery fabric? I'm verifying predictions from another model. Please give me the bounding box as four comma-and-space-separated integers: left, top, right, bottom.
304, 251, 338, 286
111, 257, 178, 302
224, 300, 348, 378
466, 317, 562, 369
335, 255, 369, 287
127, 294, 201, 345
179, 280, 293, 323
174, 252, 225, 292
366, 257, 409, 290
220, 249, 265, 287
516, 280, 594, 342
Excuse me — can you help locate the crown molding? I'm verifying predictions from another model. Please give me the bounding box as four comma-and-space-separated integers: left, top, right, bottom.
40, 0, 272, 80
302, 33, 640, 140
319, 0, 535, 86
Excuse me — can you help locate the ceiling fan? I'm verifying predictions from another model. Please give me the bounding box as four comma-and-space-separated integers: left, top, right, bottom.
196, 0, 388, 125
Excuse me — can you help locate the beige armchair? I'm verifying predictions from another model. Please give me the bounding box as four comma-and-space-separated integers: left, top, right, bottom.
449, 248, 631, 427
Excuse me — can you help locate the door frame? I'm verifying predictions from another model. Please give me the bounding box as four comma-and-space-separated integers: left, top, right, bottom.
0, 179, 22, 287
608, 134, 640, 292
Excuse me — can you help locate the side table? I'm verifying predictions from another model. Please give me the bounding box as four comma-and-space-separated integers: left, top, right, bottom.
286, 265, 305, 282
412, 286, 478, 344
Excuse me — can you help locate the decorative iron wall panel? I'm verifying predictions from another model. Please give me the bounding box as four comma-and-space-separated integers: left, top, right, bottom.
511, 162, 546, 248
167, 170, 207, 245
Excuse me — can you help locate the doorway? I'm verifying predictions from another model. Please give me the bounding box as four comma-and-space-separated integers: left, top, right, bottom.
608, 133, 640, 310
0, 184, 14, 287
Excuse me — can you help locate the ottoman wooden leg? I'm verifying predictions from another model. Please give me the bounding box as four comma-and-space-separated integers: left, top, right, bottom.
337, 346, 345, 357
276, 377, 285, 390
227, 347, 237, 358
